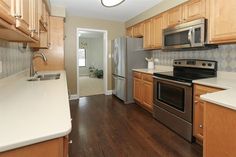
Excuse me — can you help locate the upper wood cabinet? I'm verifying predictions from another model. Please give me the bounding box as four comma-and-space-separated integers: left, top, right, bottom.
143, 19, 154, 49
153, 15, 163, 49
166, 0, 206, 27
133, 23, 144, 38
29, 0, 40, 41
166, 6, 183, 27
183, 0, 206, 22
126, 27, 133, 37
15, 0, 31, 35
0, 0, 15, 25
208, 0, 236, 44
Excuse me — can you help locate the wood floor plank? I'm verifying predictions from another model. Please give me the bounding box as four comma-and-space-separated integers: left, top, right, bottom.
69, 95, 202, 157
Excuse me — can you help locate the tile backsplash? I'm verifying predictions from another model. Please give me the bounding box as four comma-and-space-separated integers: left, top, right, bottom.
0, 39, 31, 79
153, 44, 236, 72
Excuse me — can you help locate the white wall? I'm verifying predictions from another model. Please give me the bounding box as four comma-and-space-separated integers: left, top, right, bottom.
79, 37, 104, 76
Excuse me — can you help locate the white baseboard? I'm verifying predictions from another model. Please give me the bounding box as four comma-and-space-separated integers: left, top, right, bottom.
105, 90, 112, 95
69, 94, 80, 100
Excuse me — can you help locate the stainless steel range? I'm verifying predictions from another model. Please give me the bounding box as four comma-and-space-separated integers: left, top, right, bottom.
153, 59, 217, 142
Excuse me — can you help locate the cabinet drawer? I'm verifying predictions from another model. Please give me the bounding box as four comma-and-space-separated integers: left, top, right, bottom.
133, 72, 142, 79
142, 74, 153, 82
194, 84, 222, 97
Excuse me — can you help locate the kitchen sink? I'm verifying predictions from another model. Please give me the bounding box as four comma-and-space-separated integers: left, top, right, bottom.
27, 73, 61, 81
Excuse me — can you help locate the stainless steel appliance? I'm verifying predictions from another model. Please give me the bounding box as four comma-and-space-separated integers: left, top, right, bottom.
153, 59, 217, 142
112, 37, 150, 104
163, 18, 217, 50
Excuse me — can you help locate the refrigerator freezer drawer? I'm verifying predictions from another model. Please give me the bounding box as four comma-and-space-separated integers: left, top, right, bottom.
112, 75, 126, 101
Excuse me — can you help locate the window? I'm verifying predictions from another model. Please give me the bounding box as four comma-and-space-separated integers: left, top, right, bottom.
78, 49, 86, 67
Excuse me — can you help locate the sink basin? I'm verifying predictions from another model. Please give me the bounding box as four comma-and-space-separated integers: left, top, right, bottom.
27, 73, 61, 81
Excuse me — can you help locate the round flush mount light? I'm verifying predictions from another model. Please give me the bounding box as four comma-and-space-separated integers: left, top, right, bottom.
101, 0, 125, 7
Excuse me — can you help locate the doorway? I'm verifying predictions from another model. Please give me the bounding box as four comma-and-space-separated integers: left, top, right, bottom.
76, 28, 108, 97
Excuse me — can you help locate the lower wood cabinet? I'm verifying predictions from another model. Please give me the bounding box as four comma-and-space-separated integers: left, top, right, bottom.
133, 71, 153, 112
204, 102, 236, 157
0, 137, 69, 157
193, 84, 222, 145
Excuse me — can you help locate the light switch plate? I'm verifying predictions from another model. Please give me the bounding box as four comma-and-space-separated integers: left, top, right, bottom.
0, 61, 2, 74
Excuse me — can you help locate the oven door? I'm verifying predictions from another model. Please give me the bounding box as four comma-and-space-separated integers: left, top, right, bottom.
153, 77, 193, 123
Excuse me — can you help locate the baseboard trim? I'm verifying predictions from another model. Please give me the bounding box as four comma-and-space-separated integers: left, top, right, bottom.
69, 94, 80, 100
105, 90, 112, 95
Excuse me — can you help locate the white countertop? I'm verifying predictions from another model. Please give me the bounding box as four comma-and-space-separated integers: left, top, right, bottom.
193, 71, 236, 111
0, 70, 71, 152
133, 65, 173, 74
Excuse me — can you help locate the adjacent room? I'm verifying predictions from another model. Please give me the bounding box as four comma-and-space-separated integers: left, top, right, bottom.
77, 30, 105, 97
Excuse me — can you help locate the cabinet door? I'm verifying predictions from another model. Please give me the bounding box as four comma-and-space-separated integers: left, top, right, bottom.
15, 0, 31, 35
142, 81, 153, 110
193, 99, 204, 143
143, 19, 153, 49
133, 23, 144, 37
208, 0, 236, 44
153, 15, 163, 49
126, 27, 133, 37
29, 0, 39, 41
167, 6, 183, 27
133, 78, 142, 103
0, 0, 15, 24
183, 0, 206, 22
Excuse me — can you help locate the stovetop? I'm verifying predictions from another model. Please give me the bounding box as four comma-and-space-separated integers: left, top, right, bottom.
153, 59, 218, 83
153, 71, 216, 83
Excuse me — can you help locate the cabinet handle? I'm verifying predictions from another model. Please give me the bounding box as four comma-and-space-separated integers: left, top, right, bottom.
194, 100, 198, 103
69, 140, 73, 144
199, 124, 203, 128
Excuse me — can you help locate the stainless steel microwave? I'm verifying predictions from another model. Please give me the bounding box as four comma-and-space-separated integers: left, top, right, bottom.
162, 18, 216, 50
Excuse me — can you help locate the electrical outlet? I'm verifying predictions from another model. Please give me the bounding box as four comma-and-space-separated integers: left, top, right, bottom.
0, 61, 2, 74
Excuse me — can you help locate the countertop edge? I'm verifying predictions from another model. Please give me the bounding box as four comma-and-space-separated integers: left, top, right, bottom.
0, 126, 72, 152
201, 94, 236, 111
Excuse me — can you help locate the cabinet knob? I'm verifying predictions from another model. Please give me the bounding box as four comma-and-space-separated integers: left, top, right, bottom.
194, 100, 198, 103
69, 140, 73, 144
199, 124, 203, 128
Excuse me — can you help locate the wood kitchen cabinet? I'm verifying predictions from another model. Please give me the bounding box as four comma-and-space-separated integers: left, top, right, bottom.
143, 19, 154, 49
133, 23, 144, 38
133, 71, 153, 112
207, 0, 236, 44
126, 27, 133, 37
193, 84, 222, 145
29, 0, 40, 41
0, 137, 69, 157
183, 0, 206, 22
0, 0, 15, 25
15, 0, 31, 36
30, 0, 51, 49
166, 6, 183, 27
204, 102, 236, 157
152, 15, 163, 49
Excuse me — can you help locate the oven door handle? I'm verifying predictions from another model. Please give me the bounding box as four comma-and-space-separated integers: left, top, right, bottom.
153, 76, 192, 87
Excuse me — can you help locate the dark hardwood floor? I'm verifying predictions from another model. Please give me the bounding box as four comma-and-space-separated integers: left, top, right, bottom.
69, 95, 202, 157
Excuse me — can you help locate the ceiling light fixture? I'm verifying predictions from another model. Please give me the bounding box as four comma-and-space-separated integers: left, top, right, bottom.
101, 0, 125, 7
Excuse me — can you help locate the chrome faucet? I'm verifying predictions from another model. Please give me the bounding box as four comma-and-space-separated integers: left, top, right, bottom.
30, 52, 47, 77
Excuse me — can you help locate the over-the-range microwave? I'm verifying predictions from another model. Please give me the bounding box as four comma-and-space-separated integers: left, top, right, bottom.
162, 18, 217, 50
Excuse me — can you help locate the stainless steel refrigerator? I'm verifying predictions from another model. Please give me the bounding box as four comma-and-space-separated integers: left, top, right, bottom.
112, 37, 151, 104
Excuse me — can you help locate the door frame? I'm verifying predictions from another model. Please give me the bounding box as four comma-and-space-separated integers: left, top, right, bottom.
76, 28, 109, 97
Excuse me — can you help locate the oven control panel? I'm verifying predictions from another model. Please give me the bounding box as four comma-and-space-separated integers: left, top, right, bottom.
173, 59, 217, 70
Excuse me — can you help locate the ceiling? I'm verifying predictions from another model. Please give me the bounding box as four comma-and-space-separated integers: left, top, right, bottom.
50, 0, 163, 22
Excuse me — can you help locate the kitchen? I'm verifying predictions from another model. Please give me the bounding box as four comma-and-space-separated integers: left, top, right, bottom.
0, 0, 236, 157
